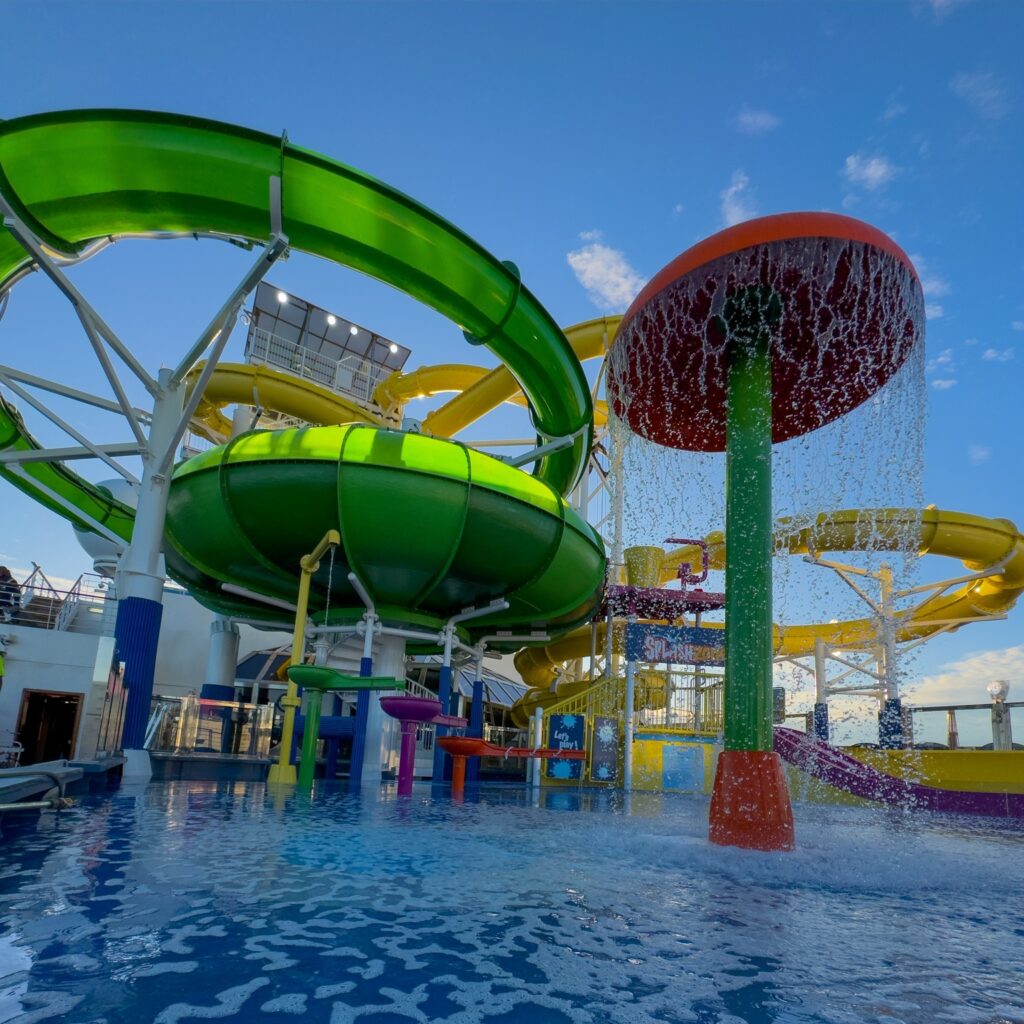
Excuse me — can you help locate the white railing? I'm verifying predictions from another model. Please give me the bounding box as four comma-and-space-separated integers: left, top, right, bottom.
247, 328, 392, 407
8, 567, 116, 636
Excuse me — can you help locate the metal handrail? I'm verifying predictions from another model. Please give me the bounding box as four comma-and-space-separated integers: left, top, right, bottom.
909, 701, 1024, 712
8, 575, 115, 634
246, 327, 392, 407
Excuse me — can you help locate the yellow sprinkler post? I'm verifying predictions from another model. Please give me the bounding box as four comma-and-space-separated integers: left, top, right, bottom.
267, 529, 342, 785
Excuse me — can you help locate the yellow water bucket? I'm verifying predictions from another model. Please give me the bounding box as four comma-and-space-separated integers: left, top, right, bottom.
624, 545, 663, 588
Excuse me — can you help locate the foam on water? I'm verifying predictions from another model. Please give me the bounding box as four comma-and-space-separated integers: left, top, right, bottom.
1, 783, 1021, 1024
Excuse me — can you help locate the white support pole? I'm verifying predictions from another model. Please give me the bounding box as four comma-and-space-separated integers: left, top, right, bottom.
115, 368, 185, 750
624, 658, 635, 791
991, 704, 1013, 751
205, 617, 241, 691
532, 706, 543, 790
813, 637, 828, 706
589, 620, 598, 682
878, 564, 898, 701
118, 369, 182, 604
604, 607, 614, 681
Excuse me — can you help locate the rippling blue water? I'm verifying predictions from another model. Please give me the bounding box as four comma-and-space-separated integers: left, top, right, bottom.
1, 782, 1022, 1024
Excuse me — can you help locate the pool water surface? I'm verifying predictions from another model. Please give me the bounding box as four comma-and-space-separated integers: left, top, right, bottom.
1, 782, 1022, 1024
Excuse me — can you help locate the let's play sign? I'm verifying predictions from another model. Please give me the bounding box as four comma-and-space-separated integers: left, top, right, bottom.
625, 623, 725, 666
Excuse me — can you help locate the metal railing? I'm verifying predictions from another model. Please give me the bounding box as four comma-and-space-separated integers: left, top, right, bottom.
145, 696, 275, 758
6, 567, 116, 635
908, 700, 1022, 750
484, 725, 529, 748
247, 327, 392, 407
541, 670, 725, 737
638, 670, 725, 734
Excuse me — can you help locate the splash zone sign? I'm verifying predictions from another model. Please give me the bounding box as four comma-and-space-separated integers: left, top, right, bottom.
625, 623, 725, 666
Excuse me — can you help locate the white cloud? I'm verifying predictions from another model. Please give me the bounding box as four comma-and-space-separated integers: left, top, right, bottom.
567, 236, 646, 311
735, 107, 781, 135
926, 347, 954, 373
882, 97, 909, 120
906, 644, 1024, 707
843, 152, 899, 191
968, 444, 991, 464
1011, 320, 1024, 332
925, 303, 944, 320
926, 0, 972, 17
673, 203, 685, 216
720, 170, 757, 227
981, 347, 1014, 362
909, 255, 951, 302
964, 337, 979, 346
931, 378, 957, 390
950, 71, 1010, 120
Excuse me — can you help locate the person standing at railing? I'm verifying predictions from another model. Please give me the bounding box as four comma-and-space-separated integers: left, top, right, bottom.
0, 567, 20, 624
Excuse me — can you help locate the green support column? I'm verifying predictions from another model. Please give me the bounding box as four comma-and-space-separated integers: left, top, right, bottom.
721, 286, 781, 753
298, 691, 324, 791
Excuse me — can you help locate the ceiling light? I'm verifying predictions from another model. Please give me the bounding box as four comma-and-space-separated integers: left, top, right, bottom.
276, 290, 288, 303
389, 342, 399, 354
326, 314, 336, 326
349, 325, 359, 336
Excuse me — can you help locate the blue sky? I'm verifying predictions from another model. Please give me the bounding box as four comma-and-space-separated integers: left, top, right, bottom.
1, 0, 1022, 738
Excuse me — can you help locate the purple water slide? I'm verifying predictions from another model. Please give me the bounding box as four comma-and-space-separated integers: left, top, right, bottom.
774, 727, 1024, 818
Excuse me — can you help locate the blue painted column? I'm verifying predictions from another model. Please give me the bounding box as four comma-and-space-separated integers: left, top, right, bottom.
878, 698, 903, 748
116, 597, 164, 749
349, 655, 374, 784
812, 702, 830, 742
467, 675, 485, 785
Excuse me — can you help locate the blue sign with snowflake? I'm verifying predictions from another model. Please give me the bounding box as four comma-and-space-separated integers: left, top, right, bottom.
546, 714, 585, 779
590, 716, 619, 783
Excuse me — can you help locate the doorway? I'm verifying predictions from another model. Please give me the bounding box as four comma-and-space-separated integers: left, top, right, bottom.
16, 690, 83, 765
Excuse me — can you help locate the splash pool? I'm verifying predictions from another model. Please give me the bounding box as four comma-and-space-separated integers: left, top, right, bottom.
1, 783, 1022, 1024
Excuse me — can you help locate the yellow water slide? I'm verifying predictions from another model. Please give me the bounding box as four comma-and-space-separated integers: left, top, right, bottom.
511, 509, 1024, 719
187, 316, 620, 442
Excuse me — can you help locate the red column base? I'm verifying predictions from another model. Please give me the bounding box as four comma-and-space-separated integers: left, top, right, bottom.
709, 750, 795, 852
451, 755, 467, 802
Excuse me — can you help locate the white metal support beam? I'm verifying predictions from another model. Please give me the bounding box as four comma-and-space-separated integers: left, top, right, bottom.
3, 463, 124, 546
0, 195, 158, 394
0, 371, 139, 483
0, 364, 151, 422
0, 442, 143, 465
169, 230, 289, 386
157, 232, 289, 476
77, 310, 149, 445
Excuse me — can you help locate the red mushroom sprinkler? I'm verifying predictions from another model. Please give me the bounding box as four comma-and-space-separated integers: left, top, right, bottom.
609, 213, 924, 852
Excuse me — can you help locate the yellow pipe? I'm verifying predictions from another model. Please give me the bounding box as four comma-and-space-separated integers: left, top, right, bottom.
267, 529, 341, 785
418, 316, 620, 438
511, 508, 1024, 722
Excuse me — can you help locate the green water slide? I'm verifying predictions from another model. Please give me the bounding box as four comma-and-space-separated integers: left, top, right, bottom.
164, 424, 605, 639
0, 110, 605, 633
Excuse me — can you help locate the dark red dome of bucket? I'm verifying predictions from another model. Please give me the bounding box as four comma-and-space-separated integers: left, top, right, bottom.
608, 212, 924, 452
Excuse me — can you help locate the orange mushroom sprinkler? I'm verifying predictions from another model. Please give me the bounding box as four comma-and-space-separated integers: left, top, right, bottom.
610, 213, 924, 852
